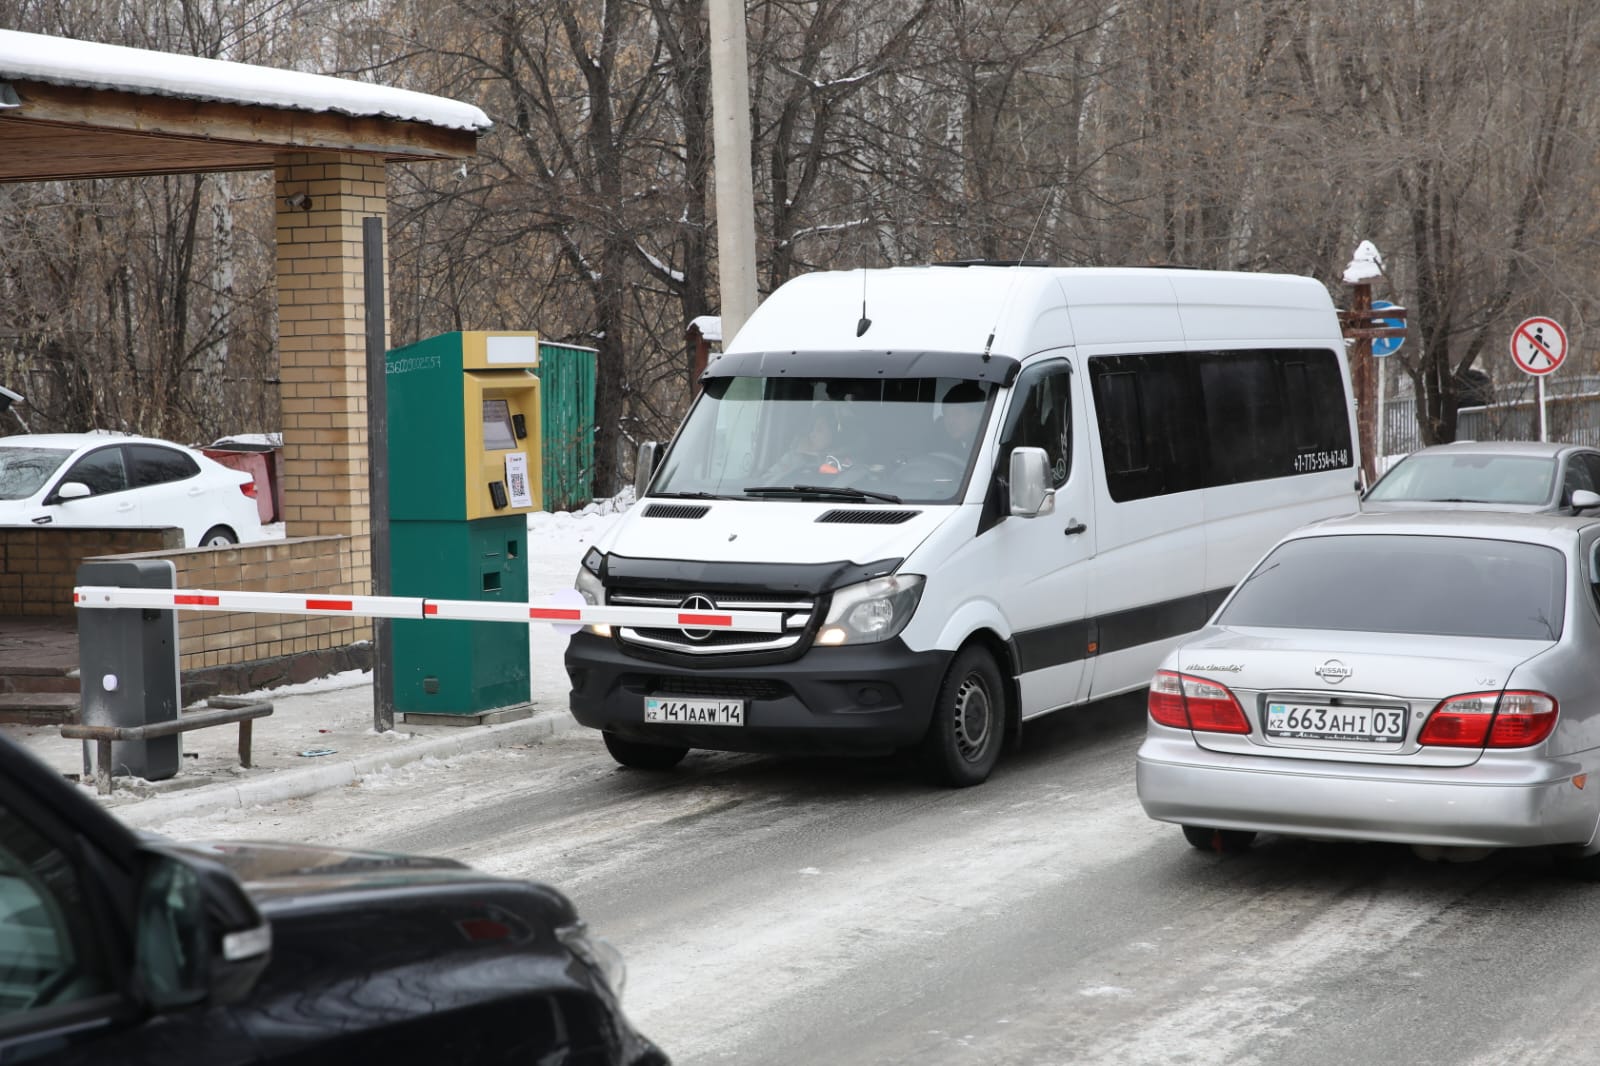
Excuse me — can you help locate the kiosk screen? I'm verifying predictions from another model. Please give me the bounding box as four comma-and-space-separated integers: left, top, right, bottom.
482, 399, 517, 450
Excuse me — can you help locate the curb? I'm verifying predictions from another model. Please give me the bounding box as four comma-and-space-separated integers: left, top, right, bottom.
114, 708, 579, 828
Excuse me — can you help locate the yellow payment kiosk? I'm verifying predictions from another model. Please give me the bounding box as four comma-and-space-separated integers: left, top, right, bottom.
384, 331, 542, 720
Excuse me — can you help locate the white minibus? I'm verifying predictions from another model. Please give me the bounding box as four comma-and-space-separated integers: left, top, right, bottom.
566, 264, 1360, 785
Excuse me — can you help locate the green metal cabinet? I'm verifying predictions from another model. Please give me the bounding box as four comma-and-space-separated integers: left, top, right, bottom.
538, 342, 597, 511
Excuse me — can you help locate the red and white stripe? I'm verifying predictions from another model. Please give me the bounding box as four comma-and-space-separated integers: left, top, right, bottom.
72, 585, 784, 633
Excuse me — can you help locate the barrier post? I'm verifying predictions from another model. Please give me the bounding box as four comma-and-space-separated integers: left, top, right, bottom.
75, 559, 182, 781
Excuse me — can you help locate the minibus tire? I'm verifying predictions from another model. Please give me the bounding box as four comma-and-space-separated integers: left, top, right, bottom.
919, 645, 1005, 787
603, 731, 689, 771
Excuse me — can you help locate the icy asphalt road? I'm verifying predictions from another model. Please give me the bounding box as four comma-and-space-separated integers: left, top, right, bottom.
141, 694, 1600, 1066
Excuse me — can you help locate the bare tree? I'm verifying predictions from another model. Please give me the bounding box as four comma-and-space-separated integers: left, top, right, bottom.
3, 0, 1600, 488
1312, 0, 1599, 443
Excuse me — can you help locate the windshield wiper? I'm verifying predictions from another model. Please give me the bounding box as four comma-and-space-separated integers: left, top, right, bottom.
743, 484, 904, 504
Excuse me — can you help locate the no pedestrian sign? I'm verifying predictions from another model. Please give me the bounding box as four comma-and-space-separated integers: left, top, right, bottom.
1511, 316, 1567, 377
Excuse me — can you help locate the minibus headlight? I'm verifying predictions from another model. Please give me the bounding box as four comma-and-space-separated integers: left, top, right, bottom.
573, 565, 610, 637
816, 575, 924, 646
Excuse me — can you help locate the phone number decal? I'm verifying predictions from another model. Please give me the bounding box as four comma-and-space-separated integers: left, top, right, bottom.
1293, 449, 1351, 473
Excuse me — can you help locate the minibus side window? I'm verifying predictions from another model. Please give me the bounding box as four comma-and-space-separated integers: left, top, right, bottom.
1088, 354, 1204, 502
1095, 372, 1145, 475
1089, 347, 1351, 501
1197, 351, 1287, 485
999, 364, 1073, 487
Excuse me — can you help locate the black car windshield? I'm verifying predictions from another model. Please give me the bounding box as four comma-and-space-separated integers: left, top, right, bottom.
1218, 534, 1566, 640
0, 447, 71, 501
651, 375, 992, 504
1365, 452, 1556, 505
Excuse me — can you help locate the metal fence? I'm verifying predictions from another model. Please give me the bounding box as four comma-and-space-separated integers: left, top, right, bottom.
538, 341, 598, 510
1382, 377, 1600, 459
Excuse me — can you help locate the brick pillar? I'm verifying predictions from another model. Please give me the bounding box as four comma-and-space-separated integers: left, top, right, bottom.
273, 153, 388, 565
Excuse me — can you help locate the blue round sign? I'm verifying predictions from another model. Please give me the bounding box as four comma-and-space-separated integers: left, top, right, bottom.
1371, 300, 1404, 357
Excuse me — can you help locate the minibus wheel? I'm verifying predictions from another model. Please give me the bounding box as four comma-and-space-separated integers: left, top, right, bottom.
603, 731, 689, 771
919, 645, 1005, 787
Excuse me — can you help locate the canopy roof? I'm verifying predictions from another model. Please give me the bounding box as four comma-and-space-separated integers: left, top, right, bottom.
0, 30, 489, 181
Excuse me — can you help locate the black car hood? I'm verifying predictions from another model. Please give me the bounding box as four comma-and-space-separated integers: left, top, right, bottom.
158, 839, 511, 903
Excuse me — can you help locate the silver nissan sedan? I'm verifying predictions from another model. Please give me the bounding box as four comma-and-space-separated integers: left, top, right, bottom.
1136, 510, 1600, 876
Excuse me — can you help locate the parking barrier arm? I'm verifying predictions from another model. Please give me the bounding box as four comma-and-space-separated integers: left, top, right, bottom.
72, 585, 785, 633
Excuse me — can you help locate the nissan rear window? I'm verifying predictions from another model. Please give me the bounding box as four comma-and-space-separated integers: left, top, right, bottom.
1218, 534, 1565, 640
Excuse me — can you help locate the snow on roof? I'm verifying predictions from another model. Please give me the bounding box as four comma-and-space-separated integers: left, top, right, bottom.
210, 432, 283, 451
0, 29, 490, 133
688, 315, 723, 342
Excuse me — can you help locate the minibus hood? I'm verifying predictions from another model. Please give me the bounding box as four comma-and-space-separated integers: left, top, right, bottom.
612, 498, 954, 564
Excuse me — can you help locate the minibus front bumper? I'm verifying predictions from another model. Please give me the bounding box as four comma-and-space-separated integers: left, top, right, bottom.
565, 632, 950, 755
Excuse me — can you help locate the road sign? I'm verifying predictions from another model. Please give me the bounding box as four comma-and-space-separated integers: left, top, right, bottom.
1371, 301, 1404, 357
1511, 316, 1567, 377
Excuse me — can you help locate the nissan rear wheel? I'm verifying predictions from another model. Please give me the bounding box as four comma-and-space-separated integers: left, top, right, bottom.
1181, 825, 1257, 854
602, 731, 689, 771
1553, 849, 1600, 882
919, 645, 1005, 788
199, 525, 238, 547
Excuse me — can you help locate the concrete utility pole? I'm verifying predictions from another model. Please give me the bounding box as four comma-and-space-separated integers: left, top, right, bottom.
708, 0, 759, 344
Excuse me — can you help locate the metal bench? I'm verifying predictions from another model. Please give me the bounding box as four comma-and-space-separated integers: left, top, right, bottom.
60, 696, 274, 795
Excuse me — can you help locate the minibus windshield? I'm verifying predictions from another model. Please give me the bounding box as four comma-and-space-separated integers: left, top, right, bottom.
651, 375, 992, 504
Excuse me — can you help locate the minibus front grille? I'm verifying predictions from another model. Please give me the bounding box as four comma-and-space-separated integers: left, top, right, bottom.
610, 587, 812, 656
649, 676, 790, 701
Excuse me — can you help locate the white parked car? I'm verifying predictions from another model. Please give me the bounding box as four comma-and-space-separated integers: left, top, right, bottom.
0, 433, 264, 546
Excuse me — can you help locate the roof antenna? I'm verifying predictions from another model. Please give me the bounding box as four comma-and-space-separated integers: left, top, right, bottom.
855, 268, 872, 337
981, 183, 1061, 362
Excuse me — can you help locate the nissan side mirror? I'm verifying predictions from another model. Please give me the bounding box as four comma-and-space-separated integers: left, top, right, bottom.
1572, 489, 1600, 513
55, 481, 91, 502
1008, 447, 1056, 518
634, 441, 662, 498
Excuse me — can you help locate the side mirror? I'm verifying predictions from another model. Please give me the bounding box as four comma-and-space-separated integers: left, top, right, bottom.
1573, 489, 1600, 513
1008, 447, 1056, 518
136, 850, 270, 1010
56, 481, 91, 502
634, 441, 662, 498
